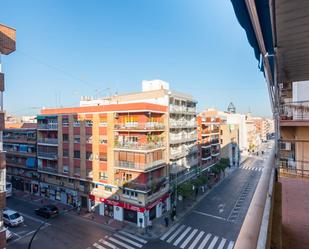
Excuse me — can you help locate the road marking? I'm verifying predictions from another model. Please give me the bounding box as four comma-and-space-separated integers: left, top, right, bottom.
166, 225, 185, 243
93, 242, 107, 249
114, 233, 143, 248
160, 223, 180, 241
217, 238, 226, 249
100, 239, 119, 249
193, 210, 226, 221
118, 231, 147, 244
197, 233, 212, 249
109, 237, 135, 249
180, 229, 198, 249
173, 226, 191, 246
227, 241, 235, 249
207, 236, 218, 249
188, 231, 204, 249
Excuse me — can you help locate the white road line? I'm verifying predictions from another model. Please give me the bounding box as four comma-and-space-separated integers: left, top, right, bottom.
217, 238, 226, 249
118, 231, 147, 244
173, 226, 192, 246
254, 167, 257, 171
160, 223, 180, 241
227, 241, 235, 249
93, 242, 107, 249
193, 210, 226, 221
166, 225, 186, 243
100, 239, 118, 249
114, 233, 143, 248
207, 236, 218, 249
180, 229, 198, 249
188, 231, 205, 249
109, 237, 135, 249
197, 233, 212, 249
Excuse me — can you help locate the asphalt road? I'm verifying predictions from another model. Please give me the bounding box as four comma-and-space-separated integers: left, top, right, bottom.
6, 142, 273, 249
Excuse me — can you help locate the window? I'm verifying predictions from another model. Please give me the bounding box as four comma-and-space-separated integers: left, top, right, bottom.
73, 120, 80, 127
86, 135, 92, 144
86, 169, 93, 178
220, 139, 223, 145
99, 117, 107, 127
123, 189, 138, 198
99, 153, 107, 161
63, 134, 69, 142
86, 152, 93, 161
74, 135, 80, 143
62, 118, 69, 126
63, 149, 69, 157
220, 130, 223, 135
99, 171, 108, 180
74, 167, 80, 175
74, 150, 80, 159
85, 120, 93, 127
104, 186, 112, 192
63, 165, 69, 173
99, 136, 107, 144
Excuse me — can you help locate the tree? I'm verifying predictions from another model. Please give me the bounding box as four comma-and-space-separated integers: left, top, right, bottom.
178, 182, 194, 199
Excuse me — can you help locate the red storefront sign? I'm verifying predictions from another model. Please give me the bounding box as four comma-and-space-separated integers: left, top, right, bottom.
93, 193, 170, 213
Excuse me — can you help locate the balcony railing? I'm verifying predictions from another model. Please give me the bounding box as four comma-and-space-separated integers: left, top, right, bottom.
114, 142, 165, 151
170, 149, 186, 160
211, 138, 219, 144
114, 122, 165, 130
170, 105, 196, 114
170, 121, 196, 128
37, 138, 58, 145
37, 151, 58, 160
279, 159, 309, 177
170, 134, 197, 144
280, 101, 309, 121
114, 159, 165, 171
37, 123, 58, 130
38, 165, 57, 173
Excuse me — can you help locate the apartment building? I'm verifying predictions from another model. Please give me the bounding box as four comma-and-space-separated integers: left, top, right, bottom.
279, 81, 309, 175
37, 102, 170, 227
4, 124, 39, 194
81, 79, 198, 181
0, 23, 16, 248
220, 122, 240, 167
197, 109, 221, 171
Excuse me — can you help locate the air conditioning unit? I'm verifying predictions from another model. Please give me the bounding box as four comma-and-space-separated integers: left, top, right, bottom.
281, 142, 291, 150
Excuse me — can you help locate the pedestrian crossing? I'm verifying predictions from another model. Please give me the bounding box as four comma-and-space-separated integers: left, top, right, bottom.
89, 230, 147, 249
160, 223, 234, 249
239, 166, 263, 172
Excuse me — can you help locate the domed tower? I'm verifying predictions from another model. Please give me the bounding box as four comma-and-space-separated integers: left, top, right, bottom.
227, 102, 236, 114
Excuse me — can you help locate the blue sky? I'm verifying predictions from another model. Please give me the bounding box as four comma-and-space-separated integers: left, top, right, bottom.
0, 0, 271, 117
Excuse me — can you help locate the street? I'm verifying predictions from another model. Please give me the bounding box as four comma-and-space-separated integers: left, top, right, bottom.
6, 143, 272, 249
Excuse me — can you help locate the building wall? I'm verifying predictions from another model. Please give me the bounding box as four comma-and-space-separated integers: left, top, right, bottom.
220, 124, 240, 166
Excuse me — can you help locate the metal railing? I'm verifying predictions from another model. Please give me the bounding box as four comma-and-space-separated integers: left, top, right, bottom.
280, 100, 309, 121
37, 138, 58, 145
279, 159, 309, 177
37, 151, 58, 160
37, 123, 58, 130
114, 159, 165, 171
114, 122, 165, 130
114, 142, 165, 151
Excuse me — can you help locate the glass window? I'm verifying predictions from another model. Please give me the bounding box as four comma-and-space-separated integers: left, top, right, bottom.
63, 149, 69, 157
63, 134, 69, 142
74, 135, 80, 143
63, 165, 69, 173
74, 167, 80, 175
99, 171, 108, 180
74, 150, 80, 159
86, 152, 93, 161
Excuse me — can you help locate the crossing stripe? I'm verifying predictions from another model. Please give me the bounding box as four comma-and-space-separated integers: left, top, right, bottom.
188, 231, 205, 249
93, 242, 107, 249
109, 237, 135, 249
173, 226, 192, 246
167, 225, 186, 243
114, 233, 143, 248
180, 229, 198, 249
118, 231, 147, 244
217, 238, 226, 249
197, 234, 212, 249
160, 223, 180, 241
99, 240, 118, 249
207, 236, 218, 249
227, 241, 235, 249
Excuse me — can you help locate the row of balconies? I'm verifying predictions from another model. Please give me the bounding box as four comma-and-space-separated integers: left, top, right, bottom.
114, 159, 165, 171
114, 122, 165, 131
37, 138, 58, 145
170, 133, 197, 144
170, 120, 197, 129
37, 123, 58, 130
169, 105, 196, 114
114, 142, 165, 151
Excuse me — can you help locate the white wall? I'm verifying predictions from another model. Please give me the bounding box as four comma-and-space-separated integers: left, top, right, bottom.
293, 81, 309, 102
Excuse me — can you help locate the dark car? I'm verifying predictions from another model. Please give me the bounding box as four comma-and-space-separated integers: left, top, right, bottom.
35, 205, 59, 218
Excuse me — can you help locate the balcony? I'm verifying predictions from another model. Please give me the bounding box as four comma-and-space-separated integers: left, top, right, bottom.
37, 123, 58, 130
170, 120, 197, 129
3, 135, 36, 144
114, 142, 165, 151
114, 159, 165, 171
170, 105, 196, 115
211, 149, 220, 157
201, 141, 211, 148
5, 148, 36, 157
37, 151, 58, 160
280, 101, 309, 126
38, 165, 57, 173
170, 133, 197, 144
37, 138, 58, 146
114, 122, 165, 131
170, 149, 186, 160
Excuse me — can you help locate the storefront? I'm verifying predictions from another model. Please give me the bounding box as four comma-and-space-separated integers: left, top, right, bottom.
93, 193, 171, 227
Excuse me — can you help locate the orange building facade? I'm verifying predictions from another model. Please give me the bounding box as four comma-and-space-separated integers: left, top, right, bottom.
37, 102, 170, 227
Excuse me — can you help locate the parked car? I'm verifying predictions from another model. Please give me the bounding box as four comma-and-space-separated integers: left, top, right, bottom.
35, 205, 59, 218
3, 210, 24, 227
5, 227, 13, 241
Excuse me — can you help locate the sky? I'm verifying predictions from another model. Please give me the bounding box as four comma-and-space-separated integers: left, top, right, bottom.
0, 0, 271, 117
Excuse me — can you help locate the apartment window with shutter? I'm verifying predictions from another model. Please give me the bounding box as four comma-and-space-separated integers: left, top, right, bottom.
85, 120, 93, 127
63, 149, 69, 157
74, 150, 80, 159
99, 117, 107, 127
99, 171, 108, 180
86, 152, 93, 161
74, 167, 80, 175
63, 165, 69, 173
74, 135, 80, 143
86, 135, 92, 144
62, 118, 69, 127
63, 134, 69, 142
